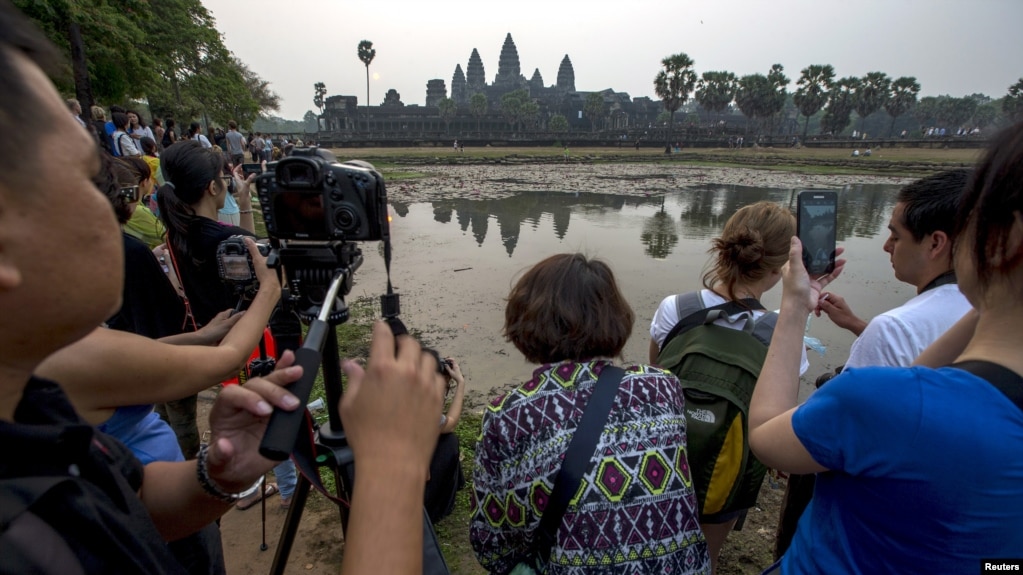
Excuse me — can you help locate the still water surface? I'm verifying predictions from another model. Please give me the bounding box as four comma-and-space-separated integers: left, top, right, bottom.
353, 183, 917, 398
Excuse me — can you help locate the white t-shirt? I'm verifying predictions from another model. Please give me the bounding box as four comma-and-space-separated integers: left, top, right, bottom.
844, 283, 972, 369
193, 133, 212, 149
650, 288, 810, 375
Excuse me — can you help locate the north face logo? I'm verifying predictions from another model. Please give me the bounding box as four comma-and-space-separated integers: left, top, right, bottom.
687, 408, 715, 424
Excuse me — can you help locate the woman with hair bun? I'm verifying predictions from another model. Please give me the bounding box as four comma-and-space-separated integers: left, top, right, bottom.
648, 200, 805, 573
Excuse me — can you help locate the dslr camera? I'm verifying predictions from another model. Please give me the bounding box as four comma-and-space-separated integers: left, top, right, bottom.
216, 235, 271, 294
255, 148, 389, 242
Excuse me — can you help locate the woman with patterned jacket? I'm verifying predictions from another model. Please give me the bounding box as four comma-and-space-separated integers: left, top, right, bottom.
469, 253, 710, 575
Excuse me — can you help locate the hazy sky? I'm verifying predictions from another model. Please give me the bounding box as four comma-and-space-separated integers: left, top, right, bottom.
201, 0, 1022, 120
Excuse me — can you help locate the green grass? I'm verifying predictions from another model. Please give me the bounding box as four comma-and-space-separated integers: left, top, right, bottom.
433, 411, 487, 574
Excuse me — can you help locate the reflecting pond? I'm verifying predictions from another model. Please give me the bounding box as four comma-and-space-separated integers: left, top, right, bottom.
352, 183, 917, 398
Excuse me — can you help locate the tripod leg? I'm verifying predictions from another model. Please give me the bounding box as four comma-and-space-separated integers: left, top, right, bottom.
268, 470, 312, 575
421, 508, 452, 575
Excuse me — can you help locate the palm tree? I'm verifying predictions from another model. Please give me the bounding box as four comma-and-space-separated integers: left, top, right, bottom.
766, 64, 789, 134
438, 98, 457, 133
884, 76, 920, 136
854, 71, 891, 134
821, 76, 860, 136
1003, 78, 1023, 122
469, 92, 488, 134
653, 53, 697, 152
695, 71, 738, 128
357, 40, 376, 108
735, 73, 772, 135
313, 82, 327, 114
793, 65, 834, 139
584, 92, 605, 132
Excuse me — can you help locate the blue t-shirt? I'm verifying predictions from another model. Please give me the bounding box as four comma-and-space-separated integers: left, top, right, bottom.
784, 366, 1023, 574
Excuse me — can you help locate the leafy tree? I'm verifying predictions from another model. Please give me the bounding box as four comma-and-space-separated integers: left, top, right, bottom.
766, 64, 789, 134
1004, 78, 1023, 122
437, 97, 457, 133
938, 96, 978, 130
548, 114, 569, 134
314, 82, 327, 114
884, 76, 920, 136
793, 64, 834, 139
236, 58, 279, 120
854, 72, 891, 133
734, 73, 774, 134
695, 71, 738, 124
972, 103, 999, 130
653, 52, 697, 150
469, 92, 488, 133
357, 40, 376, 108
583, 92, 606, 132
500, 89, 528, 132
15, 0, 154, 111
913, 96, 941, 130
519, 100, 539, 131
303, 110, 319, 133
821, 76, 860, 135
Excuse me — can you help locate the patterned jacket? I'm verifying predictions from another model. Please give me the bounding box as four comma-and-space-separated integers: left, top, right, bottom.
469, 360, 710, 574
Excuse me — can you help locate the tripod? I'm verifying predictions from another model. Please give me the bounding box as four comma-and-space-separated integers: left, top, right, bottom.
258, 259, 450, 575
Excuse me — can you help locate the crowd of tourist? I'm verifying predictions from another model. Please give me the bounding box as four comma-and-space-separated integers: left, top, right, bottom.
2, 1, 1022, 574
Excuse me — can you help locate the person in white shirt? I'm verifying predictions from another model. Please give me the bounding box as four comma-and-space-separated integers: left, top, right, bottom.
818, 169, 974, 369
189, 121, 212, 149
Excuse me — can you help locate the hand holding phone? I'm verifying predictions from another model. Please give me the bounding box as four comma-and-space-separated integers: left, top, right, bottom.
797, 190, 838, 276
241, 163, 262, 177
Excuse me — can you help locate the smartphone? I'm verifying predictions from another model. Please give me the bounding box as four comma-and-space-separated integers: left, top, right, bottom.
796, 190, 838, 276
241, 163, 262, 176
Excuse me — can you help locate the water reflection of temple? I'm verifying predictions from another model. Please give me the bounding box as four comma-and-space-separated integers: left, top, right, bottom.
389, 184, 898, 258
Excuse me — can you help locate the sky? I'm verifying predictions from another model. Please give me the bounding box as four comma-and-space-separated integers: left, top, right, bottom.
201, 0, 1023, 121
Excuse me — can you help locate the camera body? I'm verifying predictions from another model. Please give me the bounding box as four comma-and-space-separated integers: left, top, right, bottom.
255, 148, 389, 242
216, 235, 270, 291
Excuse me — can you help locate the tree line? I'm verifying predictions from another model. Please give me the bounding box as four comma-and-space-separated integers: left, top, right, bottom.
654, 52, 1023, 145
17, 0, 280, 130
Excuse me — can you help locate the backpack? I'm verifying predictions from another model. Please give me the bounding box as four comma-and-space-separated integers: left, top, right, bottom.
655, 291, 776, 519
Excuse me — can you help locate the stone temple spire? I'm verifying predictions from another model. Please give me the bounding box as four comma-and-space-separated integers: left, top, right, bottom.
556, 55, 575, 92
494, 33, 521, 86
529, 68, 544, 92
452, 64, 467, 104
466, 48, 486, 93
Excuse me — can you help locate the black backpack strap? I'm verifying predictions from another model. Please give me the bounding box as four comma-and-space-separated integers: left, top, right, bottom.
951, 360, 1023, 411
660, 297, 764, 354
530, 365, 625, 569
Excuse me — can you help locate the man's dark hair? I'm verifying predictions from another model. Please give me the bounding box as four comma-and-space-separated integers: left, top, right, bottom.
228, 120, 237, 130
896, 169, 971, 242
503, 253, 634, 364
109, 104, 126, 115
0, 1, 63, 185
955, 122, 1023, 286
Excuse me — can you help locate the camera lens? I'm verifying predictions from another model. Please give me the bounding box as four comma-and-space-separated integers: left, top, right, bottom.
334, 206, 360, 232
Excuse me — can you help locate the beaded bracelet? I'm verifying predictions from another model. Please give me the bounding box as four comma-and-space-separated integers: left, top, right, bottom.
239, 209, 253, 214
195, 443, 264, 503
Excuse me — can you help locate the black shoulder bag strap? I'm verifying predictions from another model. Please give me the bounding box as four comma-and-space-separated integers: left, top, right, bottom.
529, 365, 625, 570
951, 360, 1023, 412
660, 297, 763, 354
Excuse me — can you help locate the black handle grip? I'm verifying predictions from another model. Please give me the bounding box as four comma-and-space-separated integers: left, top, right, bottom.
259, 346, 322, 460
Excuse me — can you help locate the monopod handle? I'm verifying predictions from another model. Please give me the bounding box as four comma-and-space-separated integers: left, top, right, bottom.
259, 345, 322, 461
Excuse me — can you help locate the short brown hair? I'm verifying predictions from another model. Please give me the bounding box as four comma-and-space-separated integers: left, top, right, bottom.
702, 201, 795, 301
503, 253, 634, 364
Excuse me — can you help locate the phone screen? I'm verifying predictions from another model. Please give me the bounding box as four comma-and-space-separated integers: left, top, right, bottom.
242, 163, 262, 176
797, 191, 838, 276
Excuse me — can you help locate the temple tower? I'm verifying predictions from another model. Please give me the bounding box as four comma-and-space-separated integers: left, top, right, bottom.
529, 68, 544, 92
452, 64, 467, 104
556, 55, 575, 92
425, 79, 447, 107
466, 49, 486, 94
494, 33, 521, 87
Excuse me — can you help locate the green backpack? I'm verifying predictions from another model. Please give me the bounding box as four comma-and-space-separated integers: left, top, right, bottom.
655, 292, 776, 520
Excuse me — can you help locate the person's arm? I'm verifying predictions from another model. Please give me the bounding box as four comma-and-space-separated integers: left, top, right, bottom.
749, 238, 842, 474
913, 307, 979, 367
816, 291, 868, 336
157, 309, 240, 346
232, 164, 256, 234
648, 338, 660, 365
37, 239, 280, 414
338, 321, 445, 575
141, 357, 301, 540
439, 359, 465, 434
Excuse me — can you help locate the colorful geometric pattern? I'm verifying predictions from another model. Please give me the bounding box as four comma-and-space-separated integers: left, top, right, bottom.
469, 360, 710, 574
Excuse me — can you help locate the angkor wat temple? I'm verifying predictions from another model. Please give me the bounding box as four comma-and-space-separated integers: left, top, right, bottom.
318, 33, 662, 144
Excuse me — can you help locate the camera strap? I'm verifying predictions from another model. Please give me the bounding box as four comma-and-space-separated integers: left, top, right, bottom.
163, 241, 199, 332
